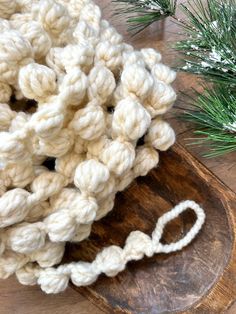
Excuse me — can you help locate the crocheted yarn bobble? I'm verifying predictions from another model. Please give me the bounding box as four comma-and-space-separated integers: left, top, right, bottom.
0, 0, 205, 293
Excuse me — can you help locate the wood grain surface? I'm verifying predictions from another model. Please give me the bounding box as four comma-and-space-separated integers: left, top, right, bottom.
67, 143, 236, 313
0, 1, 235, 313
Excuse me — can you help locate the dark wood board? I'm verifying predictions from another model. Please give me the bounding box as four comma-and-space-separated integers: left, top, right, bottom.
65, 143, 236, 313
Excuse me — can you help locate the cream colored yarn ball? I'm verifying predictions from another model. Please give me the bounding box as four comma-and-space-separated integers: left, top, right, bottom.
0, 0, 205, 294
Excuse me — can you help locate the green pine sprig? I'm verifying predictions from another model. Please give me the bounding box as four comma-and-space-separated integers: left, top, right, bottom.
175, 0, 236, 156
112, 0, 177, 34
182, 85, 236, 157
175, 0, 236, 86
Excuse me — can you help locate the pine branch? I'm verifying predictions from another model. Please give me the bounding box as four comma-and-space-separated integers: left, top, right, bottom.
112, 0, 177, 34
176, 0, 236, 157
175, 0, 236, 86
181, 85, 236, 157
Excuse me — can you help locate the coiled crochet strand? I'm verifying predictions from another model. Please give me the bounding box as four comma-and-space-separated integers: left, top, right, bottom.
16, 200, 205, 294
0, 0, 205, 293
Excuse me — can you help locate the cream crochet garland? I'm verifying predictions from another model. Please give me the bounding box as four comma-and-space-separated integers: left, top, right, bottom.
0, 0, 205, 294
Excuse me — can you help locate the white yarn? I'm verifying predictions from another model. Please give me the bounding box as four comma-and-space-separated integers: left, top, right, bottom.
0, 0, 205, 294
19, 200, 205, 294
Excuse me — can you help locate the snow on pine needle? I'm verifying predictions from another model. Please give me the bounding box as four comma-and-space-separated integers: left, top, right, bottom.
112, 0, 177, 34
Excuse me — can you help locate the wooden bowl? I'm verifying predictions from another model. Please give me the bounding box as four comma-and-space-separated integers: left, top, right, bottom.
65, 143, 236, 313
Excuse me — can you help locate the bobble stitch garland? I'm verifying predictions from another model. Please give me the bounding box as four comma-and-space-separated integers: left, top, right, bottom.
0, 0, 205, 294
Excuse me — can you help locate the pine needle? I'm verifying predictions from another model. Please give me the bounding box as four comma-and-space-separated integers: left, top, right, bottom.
175, 0, 236, 85
112, 0, 177, 34
181, 85, 236, 157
